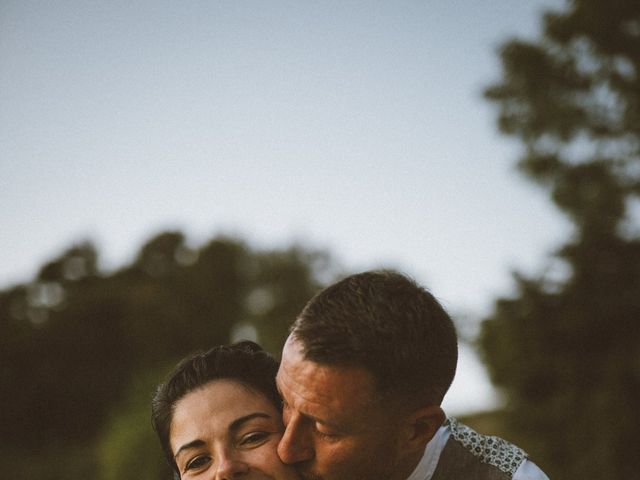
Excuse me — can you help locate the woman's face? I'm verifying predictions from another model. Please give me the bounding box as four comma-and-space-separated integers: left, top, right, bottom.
170, 379, 299, 479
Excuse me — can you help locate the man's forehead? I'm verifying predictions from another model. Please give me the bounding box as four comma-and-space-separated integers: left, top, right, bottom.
278, 336, 379, 408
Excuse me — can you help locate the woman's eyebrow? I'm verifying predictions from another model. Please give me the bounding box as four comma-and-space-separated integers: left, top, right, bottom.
228, 412, 272, 433
174, 439, 205, 460
173, 412, 273, 460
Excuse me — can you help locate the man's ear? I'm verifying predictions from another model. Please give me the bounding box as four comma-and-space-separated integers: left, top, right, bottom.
403, 404, 445, 452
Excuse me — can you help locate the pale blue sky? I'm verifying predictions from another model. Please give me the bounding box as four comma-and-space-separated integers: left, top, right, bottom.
1, 0, 567, 413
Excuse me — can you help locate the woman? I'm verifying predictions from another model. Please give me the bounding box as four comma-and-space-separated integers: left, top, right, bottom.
152, 341, 299, 479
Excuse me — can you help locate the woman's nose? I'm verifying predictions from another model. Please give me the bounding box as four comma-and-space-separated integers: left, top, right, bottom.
214, 451, 249, 479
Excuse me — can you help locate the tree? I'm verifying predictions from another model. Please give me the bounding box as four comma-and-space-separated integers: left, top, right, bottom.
481, 1, 640, 478
0, 232, 339, 479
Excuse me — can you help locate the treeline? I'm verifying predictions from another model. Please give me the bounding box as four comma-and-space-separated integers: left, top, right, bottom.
0, 232, 338, 479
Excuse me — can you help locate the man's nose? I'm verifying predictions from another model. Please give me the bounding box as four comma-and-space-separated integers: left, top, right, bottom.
277, 411, 314, 465
214, 449, 249, 480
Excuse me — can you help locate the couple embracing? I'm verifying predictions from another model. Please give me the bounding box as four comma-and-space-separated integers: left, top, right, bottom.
152, 270, 549, 480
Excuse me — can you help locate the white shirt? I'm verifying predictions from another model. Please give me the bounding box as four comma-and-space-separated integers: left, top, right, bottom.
406, 423, 550, 480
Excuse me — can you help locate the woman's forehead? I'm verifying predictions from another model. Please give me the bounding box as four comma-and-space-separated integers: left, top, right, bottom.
169, 379, 277, 450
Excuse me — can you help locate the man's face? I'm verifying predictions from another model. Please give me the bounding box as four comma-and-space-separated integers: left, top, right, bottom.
276, 336, 412, 480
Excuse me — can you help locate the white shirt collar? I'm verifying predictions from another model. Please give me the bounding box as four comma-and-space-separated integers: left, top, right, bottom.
405, 424, 451, 480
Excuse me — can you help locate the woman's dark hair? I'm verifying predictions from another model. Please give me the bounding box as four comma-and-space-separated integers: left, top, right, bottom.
151, 341, 281, 474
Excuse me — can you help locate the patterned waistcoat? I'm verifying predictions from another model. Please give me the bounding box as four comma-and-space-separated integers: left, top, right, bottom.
430, 419, 527, 480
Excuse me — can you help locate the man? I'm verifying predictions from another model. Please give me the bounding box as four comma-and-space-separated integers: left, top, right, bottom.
276, 270, 549, 480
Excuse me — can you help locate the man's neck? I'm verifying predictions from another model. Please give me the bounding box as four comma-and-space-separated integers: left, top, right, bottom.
389, 449, 426, 480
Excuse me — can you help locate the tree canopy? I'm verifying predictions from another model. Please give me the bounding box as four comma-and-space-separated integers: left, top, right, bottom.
481, 1, 640, 478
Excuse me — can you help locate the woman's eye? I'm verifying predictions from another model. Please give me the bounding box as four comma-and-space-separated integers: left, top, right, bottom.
185, 455, 211, 471
240, 431, 269, 446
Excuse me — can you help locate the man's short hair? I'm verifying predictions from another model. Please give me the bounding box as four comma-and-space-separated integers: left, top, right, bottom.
290, 270, 458, 405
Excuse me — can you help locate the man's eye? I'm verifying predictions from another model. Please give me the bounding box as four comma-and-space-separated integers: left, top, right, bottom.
313, 425, 341, 441
240, 431, 269, 446
185, 455, 211, 471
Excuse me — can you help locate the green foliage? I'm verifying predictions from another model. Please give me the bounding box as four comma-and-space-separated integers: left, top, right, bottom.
0, 232, 338, 479
481, 1, 640, 478
97, 367, 175, 480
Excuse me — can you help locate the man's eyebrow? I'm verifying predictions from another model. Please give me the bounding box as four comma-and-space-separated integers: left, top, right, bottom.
276, 385, 342, 430
309, 414, 342, 430
276, 376, 345, 430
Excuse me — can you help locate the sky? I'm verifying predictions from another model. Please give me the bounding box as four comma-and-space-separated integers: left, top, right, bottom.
1, 0, 568, 414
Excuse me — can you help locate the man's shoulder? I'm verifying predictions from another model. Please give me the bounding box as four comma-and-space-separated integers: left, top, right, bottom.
446, 418, 527, 475
430, 418, 548, 480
